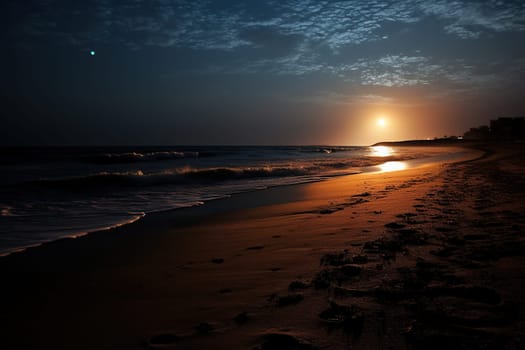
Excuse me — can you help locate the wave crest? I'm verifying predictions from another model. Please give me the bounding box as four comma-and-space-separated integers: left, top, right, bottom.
89, 151, 200, 164
20, 162, 358, 192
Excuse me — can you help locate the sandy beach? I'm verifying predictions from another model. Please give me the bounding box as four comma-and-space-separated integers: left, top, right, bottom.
1, 143, 524, 350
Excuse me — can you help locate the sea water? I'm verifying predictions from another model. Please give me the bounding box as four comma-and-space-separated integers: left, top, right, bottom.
0, 145, 446, 255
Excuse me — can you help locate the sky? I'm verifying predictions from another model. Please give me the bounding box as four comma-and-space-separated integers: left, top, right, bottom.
2, 0, 525, 146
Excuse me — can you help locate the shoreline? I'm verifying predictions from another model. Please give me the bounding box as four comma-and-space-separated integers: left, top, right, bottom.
2, 143, 524, 350
0, 145, 474, 258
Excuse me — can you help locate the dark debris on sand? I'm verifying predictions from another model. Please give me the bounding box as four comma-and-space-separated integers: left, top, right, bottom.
320, 250, 369, 266
296, 148, 525, 349
276, 293, 304, 307
288, 280, 310, 291
159, 146, 525, 350
313, 265, 363, 289
319, 302, 364, 332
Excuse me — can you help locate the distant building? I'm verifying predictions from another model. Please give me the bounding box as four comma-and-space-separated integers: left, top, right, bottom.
463, 117, 525, 142
463, 125, 490, 140
490, 117, 525, 141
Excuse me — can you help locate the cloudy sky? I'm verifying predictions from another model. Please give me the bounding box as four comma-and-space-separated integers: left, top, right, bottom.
2, 0, 525, 145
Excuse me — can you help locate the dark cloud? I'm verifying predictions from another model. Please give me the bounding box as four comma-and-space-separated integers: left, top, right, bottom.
10, 1, 525, 50
5, 1, 525, 84
2, 0, 525, 145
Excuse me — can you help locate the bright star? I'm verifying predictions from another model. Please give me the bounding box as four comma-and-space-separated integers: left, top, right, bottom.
90, 50, 96, 56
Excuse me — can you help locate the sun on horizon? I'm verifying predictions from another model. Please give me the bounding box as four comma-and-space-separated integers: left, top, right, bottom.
376, 117, 388, 128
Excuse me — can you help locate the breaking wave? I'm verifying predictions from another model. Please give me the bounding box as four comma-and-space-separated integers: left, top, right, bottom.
21, 163, 363, 192
88, 150, 200, 164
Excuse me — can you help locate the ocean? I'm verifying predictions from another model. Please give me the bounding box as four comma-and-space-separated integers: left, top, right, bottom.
0, 145, 455, 255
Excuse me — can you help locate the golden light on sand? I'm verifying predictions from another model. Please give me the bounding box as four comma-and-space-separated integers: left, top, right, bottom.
379, 161, 406, 172
370, 146, 394, 157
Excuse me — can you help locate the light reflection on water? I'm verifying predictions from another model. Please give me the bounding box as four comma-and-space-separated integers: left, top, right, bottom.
370, 146, 394, 157
378, 161, 407, 172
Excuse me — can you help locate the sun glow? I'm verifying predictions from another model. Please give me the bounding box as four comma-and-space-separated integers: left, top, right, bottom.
376, 117, 387, 128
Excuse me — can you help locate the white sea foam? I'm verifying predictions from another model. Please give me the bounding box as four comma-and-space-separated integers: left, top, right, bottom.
1, 207, 13, 217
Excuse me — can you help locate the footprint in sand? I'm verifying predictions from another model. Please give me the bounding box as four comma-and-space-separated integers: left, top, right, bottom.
319, 207, 344, 214
352, 192, 371, 197
385, 222, 406, 229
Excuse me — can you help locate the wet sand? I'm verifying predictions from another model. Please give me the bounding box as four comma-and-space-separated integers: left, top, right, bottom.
1, 143, 524, 349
